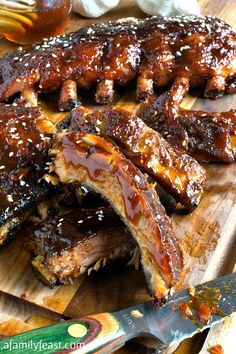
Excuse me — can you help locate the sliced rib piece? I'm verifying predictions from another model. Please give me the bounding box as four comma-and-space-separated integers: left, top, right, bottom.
58, 106, 206, 210
31, 206, 137, 287
49, 131, 183, 299
137, 78, 236, 162
0, 16, 236, 108
0, 104, 56, 246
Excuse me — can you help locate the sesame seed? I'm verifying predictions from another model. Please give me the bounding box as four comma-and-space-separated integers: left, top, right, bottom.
7, 195, 13, 203
9, 128, 17, 133
134, 175, 141, 183
87, 28, 94, 35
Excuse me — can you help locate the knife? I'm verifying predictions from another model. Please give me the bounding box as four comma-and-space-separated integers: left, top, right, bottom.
0, 273, 235, 354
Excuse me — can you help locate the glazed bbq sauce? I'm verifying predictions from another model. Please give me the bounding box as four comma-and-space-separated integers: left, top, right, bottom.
34, 207, 125, 256
60, 131, 144, 224
208, 344, 224, 354
58, 132, 173, 282
2, 0, 71, 44
178, 285, 226, 326
0, 107, 51, 222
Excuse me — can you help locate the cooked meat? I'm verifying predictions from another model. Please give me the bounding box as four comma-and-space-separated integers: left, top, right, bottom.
0, 16, 235, 108
137, 78, 236, 162
58, 106, 206, 210
31, 206, 138, 287
49, 131, 183, 299
0, 104, 56, 246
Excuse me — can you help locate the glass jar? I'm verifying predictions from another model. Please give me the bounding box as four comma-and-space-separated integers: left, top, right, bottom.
0, 0, 72, 44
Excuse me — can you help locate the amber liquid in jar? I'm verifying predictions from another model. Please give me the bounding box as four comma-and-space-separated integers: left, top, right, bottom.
0, 0, 71, 44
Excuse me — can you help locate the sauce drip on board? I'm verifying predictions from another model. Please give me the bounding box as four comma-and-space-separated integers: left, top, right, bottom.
208, 344, 224, 354
178, 285, 226, 326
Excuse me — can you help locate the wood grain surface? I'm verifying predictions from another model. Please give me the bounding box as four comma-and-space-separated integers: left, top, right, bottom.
0, 0, 235, 353
0, 292, 61, 336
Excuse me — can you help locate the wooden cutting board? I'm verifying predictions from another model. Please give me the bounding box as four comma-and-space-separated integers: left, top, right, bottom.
0, 0, 235, 352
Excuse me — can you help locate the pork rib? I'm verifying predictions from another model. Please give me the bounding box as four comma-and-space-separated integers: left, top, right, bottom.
49, 131, 183, 299
0, 16, 236, 108
0, 104, 56, 246
59, 106, 206, 210
137, 78, 236, 162
31, 206, 138, 287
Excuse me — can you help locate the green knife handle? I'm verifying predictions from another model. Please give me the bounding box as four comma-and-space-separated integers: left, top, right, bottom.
0, 313, 127, 354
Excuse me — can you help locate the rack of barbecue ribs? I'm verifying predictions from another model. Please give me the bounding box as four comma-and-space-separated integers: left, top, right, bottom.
0, 15, 236, 110
31, 206, 138, 287
0, 102, 184, 300
58, 106, 206, 210
137, 78, 236, 162
49, 131, 183, 299
0, 104, 56, 247
1, 13, 236, 301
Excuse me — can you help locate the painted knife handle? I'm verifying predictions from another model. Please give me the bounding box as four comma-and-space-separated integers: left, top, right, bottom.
0, 313, 127, 354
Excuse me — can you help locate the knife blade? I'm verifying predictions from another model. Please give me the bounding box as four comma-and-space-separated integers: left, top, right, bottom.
0, 273, 235, 354
116, 273, 236, 346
